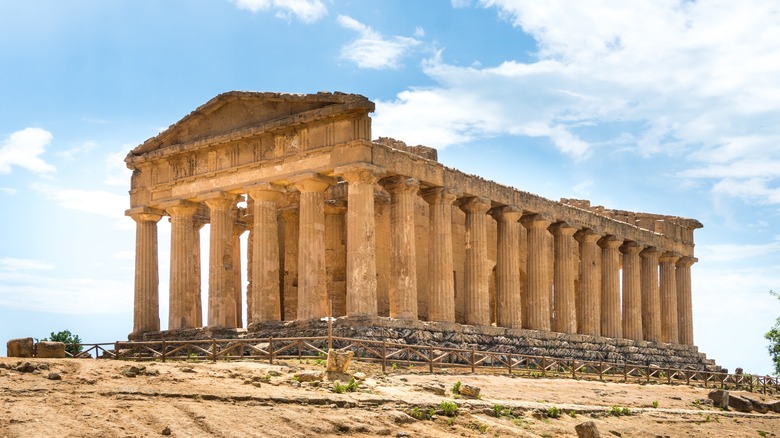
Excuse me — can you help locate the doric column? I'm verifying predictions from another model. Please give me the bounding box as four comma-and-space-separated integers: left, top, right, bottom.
246, 184, 284, 323
166, 202, 199, 330
335, 164, 384, 317
383, 176, 420, 320
460, 196, 492, 326
676, 256, 696, 346
232, 227, 243, 328
640, 247, 661, 342
659, 252, 680, 344
291, 174, 332, 320
521, 214, 553, 331
204, 193, 238, 328
599, 236, 622, 339
129, 209, 163, 335
422, 187, 459, 322
324, 200, 347, 317
492, 206, 523, 328
620, 241, 643, 341
192, 216, 206, 327
575, 229, 601, 336
550, 222, 577, 334
281, 208, 299, 320
244, 204, 254, 326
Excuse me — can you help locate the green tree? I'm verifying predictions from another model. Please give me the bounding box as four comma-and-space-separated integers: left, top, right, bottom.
43, 330, 83, 356
765, 291, 780, 375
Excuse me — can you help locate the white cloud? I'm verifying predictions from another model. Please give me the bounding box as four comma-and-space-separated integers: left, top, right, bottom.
30, 183, 129, 227
0, 127, 56, 175
699, 239, 780, 263
0, 257, 54, 271
373, 1, 780, 204
111, 251, 134, 261
337, 15, 421, 70
102, 147, 132, 187
572, 180, 593, 197
233, 0, 326, 23
0, 187, 16, 195
57, 141, 97, 162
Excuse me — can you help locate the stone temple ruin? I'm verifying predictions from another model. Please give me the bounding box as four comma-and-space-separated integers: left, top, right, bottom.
125, 91, 718, 370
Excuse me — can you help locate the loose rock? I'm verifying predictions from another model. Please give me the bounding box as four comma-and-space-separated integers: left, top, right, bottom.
459, 384, 481, 399
7, 338, 34, 358
728, 395, 753, 413
295, 371, 323, 382
575, 421, 601, 438
707, 389, 729, 409
47, 372, 62, 381
37, 341, 66, 358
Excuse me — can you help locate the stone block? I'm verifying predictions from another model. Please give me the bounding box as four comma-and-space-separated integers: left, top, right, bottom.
37, 341, 66, 358
575, 421, 601, 438
745, 397, 770, 414
707, 389, 729, 409
326, 349, 353, 374
459, 384, 481, 399
7, 338, 34, 357
728, 395, 753, 413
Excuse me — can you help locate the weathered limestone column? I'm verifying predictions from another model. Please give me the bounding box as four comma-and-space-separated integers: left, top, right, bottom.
204, 194, 238, 328
246, 184, 284, 323
460, 196, 492, 326
492, 206, 523, 328
281, 208, 299, 320
324, 200, 347, 317
166, 202, 199, 330
335, 164, 384, 317
620, 241, 643, 341
422, 187, 459, 322
244, 205, 254, 326
232, 228, 243, 328
640, 247, 661, 342
659, 252, 680, 344
521, 214, 553, 331
599, 236, 622, 339
383, 176, 420, 320
575, 229, 601, 337
676, 256, 696, 346
292, 174, 332, 320
129, 209, 163, 335
192, 217, 206, 327
550, 222, 577, 334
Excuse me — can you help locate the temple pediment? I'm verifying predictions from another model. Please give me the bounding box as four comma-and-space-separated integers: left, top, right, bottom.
128, 91, 374, 158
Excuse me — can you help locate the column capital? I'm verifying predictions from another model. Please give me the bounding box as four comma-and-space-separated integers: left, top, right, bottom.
126, 206, 165, 221
640, 246, 662, 258
202, 192, 239, 210
598, 235, 623, 249
676, 256, 697, 268
160, 200, 200, 217
619, 240, 643, 255
421, 186, 460, 205
246, 183, 286, 202
521, 213, 553, 229
549, 221, 577, 236
290, 172, 336, 193
574, 228, 600, 243
334, 163, 385, 184
659, 252, 681, 264
491, 205, 522, 223
458, 196, 492, 214
381, 175, 420, 195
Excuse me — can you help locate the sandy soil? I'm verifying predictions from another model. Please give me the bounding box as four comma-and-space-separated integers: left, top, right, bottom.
1, 357, 778, 437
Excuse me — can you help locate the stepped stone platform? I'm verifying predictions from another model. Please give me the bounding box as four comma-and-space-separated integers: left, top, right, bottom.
136, 316, 721, 372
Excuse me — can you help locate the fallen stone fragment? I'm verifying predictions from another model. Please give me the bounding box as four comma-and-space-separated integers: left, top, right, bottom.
575, 421, 601, 438
707, 389, 729, 409
459, 384, 481, 399
770, 400, 780, 414
388, 410, 415, 424
326, 349, 353, 374
162, 426, 171, 435
47, 372, 62, 381
728, 395, 753, 413
7, 338, 34, 358
295, 371, 323, 382
37, 341, 66, 358
744, 397, 770, 414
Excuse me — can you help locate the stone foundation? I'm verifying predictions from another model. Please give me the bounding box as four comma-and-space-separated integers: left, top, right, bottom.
138, 316, 720, 372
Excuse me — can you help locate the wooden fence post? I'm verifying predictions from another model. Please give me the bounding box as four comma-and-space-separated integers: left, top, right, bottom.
381, 341, 386, 374
269, 337, 274, 365
429, 347, 434, 374
211, 338, 217, 362
471, 349, 476, 374
161, 340, 167, 363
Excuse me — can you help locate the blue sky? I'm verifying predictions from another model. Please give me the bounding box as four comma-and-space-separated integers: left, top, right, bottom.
1, 0, 779, 375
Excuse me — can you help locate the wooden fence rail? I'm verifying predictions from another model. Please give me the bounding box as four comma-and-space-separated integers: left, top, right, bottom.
67, 337, 780, 395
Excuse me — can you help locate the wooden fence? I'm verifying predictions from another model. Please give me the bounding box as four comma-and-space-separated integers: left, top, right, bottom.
67, 336, 780, 395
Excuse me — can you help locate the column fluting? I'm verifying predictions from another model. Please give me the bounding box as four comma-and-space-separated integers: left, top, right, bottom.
383, 176, 420, 320
422, 187, 459, 322
247, 184, 284, 324
575, 229, 601, 336
550, 222, 577, 334
492, 206, 523, 328
167, 203, 199, 330
620, 241, 643, 341
640, 247, 661, 342
676, 256, 696, 346
521, 214, 553, 331
460, 196, 492, 326
130, 211, 162, 335
659, 252, 680, 344
204, 195, 238, 328
599, 236, 622, 339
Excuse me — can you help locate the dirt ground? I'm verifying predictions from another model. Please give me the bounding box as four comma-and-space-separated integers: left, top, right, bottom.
1, 357, 778, 438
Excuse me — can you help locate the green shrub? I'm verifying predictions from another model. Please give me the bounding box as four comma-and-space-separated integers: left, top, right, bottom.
43, 330, 82, 356
451, 381, 462, 394
332, 381, 346, 394
545, 406, 561, 419
440, 401, 458, 417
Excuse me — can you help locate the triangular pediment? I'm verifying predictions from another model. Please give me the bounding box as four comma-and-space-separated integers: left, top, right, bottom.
130, 91, 373, 157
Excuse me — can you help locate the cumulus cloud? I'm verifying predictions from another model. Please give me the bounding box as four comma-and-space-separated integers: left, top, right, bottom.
102, 147, 133, 187
0, 187, 16, 195
337, 15, 421, 69
0, 128, 56, 175
372, 1, 780, 203
57, 141, 97, 162
233, 0, 326, 23
30, 183, 130, 229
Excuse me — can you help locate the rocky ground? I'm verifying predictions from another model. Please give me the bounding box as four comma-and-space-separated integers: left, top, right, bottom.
1, 357, 778, 437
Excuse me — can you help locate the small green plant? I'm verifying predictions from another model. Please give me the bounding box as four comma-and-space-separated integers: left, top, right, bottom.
410, 406, 424, 420
447, 417, 455, 426
758, 431, 768, 437
188, 352, 198, 362
568, 410, 577, 418
451, 381, 462, 394
391, 363, 397, 371
468, 422, 488, 433
346, 377, 359, 392
314, 358, 326, 367
292, 375, 300, 381
606, 406, 632, 417
440, 401, 458, 417
651, 400, 659, 409
332, 381, 346, 394
545, 406, 561, 419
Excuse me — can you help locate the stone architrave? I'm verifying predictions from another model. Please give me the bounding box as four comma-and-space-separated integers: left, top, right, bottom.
550, 222, 577, 334
676, 256, 696, 346
575, 229, 601, 337
640, 247, 661, 342
203, 193, 239, 328
291, 173, 333, 320
620, 241, 643, 341
599, 236, 622, 339
492, 206, 523, 328
246, 184, 284, 323
128, 208, 163, 335
422, 187, 459, 323
165, 201, 200, 330
521, 214, 553, 331
382, 176, 420, 320
460, 197, 492, 326
335, 163, 384, 317
659, 252, 680, 344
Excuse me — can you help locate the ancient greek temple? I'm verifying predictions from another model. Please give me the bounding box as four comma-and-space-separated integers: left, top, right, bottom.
125, 91, 701, 349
